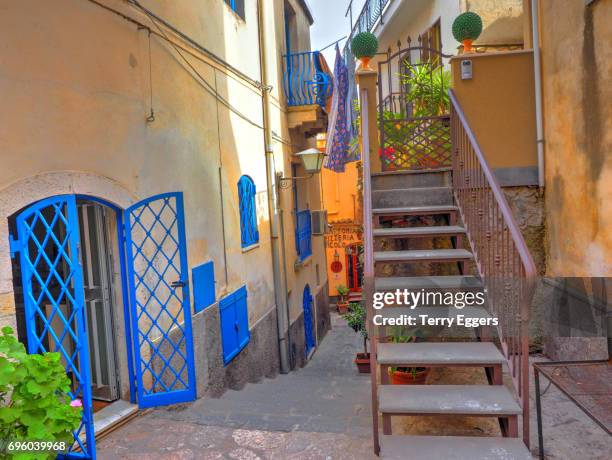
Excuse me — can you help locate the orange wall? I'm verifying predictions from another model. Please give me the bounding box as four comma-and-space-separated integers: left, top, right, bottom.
451, 50, 538, 176
321, 160, 362, 296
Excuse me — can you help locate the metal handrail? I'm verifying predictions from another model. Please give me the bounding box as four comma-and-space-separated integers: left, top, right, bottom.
450, 89, 536, 446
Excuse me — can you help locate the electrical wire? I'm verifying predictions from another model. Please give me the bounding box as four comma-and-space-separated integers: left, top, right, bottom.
84, 0, 298, 145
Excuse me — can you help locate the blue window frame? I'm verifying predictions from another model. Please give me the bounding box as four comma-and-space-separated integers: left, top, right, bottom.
219, 286, 250, 365
224, 0, 245, 19
296, 209, 312, 261
238, 175, 259, 248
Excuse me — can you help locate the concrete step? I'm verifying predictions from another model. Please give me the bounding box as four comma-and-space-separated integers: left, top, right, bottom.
372, 187, 453, 208
372, 205, 458, 217
377, 342, 504, 367
380, 435, 532, 460
378, 385, 522, 416
372, 168, 451, 190
374, 249, 474, 263
374, 276, 482, 291
373, 226, 465, 239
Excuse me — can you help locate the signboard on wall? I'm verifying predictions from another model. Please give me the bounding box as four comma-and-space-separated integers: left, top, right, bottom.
324, 224, 362, 249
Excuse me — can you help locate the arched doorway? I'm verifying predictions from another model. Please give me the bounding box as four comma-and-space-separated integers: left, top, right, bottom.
8, 191, 197, 457
302, 284, 315, 357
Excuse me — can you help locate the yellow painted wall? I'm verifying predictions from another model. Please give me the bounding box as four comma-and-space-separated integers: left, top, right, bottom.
451, 51, 538, 171
0, 0, 327, 337
539, 0, 612, 276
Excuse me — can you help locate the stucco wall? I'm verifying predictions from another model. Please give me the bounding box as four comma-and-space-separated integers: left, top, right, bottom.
451, 50, 538, 185
539, 0, 612, 276
0, 0, 327, 397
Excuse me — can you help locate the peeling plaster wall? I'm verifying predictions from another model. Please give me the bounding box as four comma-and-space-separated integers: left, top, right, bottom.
540, 0, 612, 277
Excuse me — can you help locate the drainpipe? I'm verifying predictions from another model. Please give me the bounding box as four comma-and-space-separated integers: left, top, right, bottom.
257, 0, 290, 374
531, 0, 545, 188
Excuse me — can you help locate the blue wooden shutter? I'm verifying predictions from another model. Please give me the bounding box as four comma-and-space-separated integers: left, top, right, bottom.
238, 175, 259, 248
219, 286, 250, 365
220, 292, 239, 365
192, 261, 215, 313
235, 286, 250, 348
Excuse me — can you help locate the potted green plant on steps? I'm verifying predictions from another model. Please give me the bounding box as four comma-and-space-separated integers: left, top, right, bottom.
452, 11, 483, 53
343, 302, 370, 373
388, 326, 430, 385
0, 327, 83, 459
336, 284, 350, 314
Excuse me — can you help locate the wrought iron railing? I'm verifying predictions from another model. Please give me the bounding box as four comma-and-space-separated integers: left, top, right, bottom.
450, 90, 537, 446
344, 0, 391, 58
295, 209, 312, 261
283, 51, 332, 107
378, 45, 453, 171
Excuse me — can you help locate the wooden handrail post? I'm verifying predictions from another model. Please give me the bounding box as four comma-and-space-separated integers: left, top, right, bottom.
356, 66, 380, 456
356, 69, 380, 174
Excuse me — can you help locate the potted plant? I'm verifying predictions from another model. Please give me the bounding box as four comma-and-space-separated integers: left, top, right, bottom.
343, 302, 370, 373
336, 284, 350, 314
388, 326, 430, 385
351, 32, 379, 70
452, 11, 483, 53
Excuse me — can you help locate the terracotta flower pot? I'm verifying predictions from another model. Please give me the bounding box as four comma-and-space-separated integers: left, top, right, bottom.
462, 38, 474, 53
354, 352, 371, 374
359, 56, 372, 70
390, 367, 430, 385
337, 301, 349, 314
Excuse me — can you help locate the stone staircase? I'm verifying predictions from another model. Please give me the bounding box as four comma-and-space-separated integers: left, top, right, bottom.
368, 169, 532, 459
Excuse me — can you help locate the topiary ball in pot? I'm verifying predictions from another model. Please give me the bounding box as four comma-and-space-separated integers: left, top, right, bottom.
452, 12, 483, 52
351, 32, 379, 69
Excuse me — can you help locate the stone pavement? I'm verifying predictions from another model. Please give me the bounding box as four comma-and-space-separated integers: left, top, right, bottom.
96, 313, 611, 459
97, 313, 376, 459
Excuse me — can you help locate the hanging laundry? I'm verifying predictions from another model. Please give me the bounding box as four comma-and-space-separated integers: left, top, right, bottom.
324, 45, 353, 172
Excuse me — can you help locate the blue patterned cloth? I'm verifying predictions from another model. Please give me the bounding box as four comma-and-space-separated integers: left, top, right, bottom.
324, 45, 353, 172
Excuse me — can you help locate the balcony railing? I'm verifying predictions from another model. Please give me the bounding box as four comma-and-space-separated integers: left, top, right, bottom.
343, 0, 390, 58
283, 51, 332, 107
295, 209, 312, 261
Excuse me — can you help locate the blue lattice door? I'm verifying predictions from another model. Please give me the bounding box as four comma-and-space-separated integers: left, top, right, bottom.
303, 285, 315, 356
124, 192, 196, 408
12, 195, 96, 458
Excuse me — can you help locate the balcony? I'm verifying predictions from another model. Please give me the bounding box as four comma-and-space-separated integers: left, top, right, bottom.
282, 51, 331, 135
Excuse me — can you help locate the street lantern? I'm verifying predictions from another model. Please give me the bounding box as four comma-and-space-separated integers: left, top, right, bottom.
294, 148, 327, 174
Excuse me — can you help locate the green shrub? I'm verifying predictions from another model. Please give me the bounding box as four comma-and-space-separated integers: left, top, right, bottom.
0, 327, 82, 459
452, 12, 483, 42
343, 302, 369, 354
350, 32, 379, 59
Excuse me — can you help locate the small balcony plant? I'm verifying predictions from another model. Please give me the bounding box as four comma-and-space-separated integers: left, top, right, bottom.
336, 284, 350, 314
388, 326, 430, 384
343, 302, 370, 373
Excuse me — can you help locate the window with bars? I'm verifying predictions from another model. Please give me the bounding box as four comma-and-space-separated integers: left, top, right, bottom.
224, 0, 245, 20
238, 175, 259, 248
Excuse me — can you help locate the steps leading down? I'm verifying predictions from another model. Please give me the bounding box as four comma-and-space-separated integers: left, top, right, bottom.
366, 169, 530, 459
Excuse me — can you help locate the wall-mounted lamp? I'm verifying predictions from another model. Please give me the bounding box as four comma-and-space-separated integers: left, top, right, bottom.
277, 148, 327, 189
